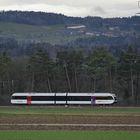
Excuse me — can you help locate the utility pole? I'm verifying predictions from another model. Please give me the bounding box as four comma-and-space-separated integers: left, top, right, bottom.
130, 61, 134, 102
64, 61, 72, 92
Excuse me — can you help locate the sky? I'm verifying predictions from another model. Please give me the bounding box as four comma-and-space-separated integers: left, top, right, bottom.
0, 0, 139, 17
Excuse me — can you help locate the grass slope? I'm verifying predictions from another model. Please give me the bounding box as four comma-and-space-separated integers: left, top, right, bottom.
0, 131, 140, 140
0, 22, 86, 45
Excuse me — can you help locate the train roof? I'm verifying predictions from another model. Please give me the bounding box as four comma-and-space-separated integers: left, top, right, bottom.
12, 93, 55, 96
12, 92, 115, 96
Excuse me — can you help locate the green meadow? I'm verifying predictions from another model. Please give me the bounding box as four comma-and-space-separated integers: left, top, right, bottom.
0, 22, 86, 45
0, 130, 140, 140
0, 106, 140, 115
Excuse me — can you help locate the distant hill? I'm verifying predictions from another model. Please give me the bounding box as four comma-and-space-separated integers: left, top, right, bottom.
0, 11, 140, 27
0, 11, 140, 56
0, 11, 83, 25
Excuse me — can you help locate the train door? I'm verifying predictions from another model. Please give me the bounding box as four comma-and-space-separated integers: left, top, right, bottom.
91, 96, 96, 105
27, 96, 32, 105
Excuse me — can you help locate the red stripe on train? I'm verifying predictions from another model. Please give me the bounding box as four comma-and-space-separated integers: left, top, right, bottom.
27, 96, 32, 105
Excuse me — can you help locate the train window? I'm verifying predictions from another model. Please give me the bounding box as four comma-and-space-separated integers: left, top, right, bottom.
95, 96, 113, 100
67, 96, 91, 101
12, 96, 26, 99
32, 96, 55, 101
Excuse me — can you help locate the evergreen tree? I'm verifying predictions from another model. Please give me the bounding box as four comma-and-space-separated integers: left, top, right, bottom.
28, 49, 53, 92
87, 48, 116, 92
118, 47, 140, 105
0, 52, 12, 95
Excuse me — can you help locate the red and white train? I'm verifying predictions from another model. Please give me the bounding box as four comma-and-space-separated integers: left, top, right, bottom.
11, 93, 117, 105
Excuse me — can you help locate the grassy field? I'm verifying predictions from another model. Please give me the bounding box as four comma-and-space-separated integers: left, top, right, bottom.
0, 21, 86, 44
0, 130, 140, 140
0, 106, 139, 131
0, 106, 140, 115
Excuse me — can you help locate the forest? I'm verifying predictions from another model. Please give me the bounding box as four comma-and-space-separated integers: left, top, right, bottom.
0, 46, 140, 105
0, 11, 140, 105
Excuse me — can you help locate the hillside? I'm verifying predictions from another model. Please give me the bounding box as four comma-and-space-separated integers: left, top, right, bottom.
0, 11, 140, 55
0, 22, 87, 45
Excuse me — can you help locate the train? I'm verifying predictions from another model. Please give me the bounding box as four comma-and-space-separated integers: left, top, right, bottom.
11, 92, 117, 105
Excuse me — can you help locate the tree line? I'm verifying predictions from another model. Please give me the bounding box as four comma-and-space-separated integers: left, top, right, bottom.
0, 47, 140, 105
0, 11, 140, 30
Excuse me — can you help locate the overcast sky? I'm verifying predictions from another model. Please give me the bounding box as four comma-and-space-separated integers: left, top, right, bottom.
0, 0, 139, 17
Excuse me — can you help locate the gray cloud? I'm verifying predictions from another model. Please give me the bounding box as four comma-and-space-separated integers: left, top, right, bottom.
94, 6, 106, 15
0, 0, 139, 17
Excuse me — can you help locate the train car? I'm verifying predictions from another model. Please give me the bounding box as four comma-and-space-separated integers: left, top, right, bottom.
11, 92, 117, 105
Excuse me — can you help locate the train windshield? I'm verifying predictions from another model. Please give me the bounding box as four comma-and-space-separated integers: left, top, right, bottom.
95, 96, 113, 100
114, 96, 117, 102
12, 96, 26, 99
